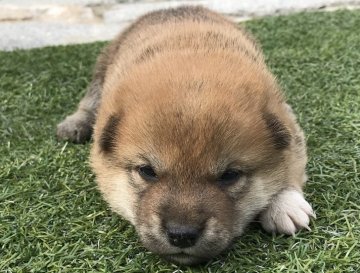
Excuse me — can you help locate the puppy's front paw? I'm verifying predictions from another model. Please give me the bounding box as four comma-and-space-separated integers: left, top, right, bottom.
56, 112, 93, 144
260, 189, 315, 235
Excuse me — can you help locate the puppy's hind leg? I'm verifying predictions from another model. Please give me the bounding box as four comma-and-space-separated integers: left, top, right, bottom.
56, 39, 118, 143
56, 79, 101, 143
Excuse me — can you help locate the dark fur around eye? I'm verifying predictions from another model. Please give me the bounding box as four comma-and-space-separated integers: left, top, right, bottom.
138, 165, 158, 182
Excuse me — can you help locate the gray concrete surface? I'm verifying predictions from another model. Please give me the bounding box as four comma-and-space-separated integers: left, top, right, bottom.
0, 0, 359, 51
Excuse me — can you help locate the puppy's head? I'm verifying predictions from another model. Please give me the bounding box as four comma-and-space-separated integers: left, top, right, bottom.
91, 54, 292, 264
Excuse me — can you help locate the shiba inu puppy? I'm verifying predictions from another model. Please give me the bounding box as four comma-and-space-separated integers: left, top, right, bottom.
57, 6, 315, 265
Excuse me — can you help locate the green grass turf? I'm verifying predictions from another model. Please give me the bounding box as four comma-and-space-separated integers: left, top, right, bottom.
1, 10, 359, 273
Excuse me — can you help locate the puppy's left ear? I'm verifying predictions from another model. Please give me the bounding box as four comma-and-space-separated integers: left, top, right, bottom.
263, 113, 291, 150
99, 114, 122, 154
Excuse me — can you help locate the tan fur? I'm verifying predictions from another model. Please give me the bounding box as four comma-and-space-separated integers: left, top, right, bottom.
57, 6, 314, 265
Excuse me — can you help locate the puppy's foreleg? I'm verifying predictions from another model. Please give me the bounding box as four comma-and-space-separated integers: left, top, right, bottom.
260, 103, 315, 235
259, 188, 315, 235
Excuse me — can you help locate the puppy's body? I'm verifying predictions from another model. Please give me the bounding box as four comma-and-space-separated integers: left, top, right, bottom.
57, 6, 314, 264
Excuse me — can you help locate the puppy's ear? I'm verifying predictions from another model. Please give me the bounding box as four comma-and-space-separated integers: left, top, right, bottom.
263, 113, 291, 150
100, 114, 121, 153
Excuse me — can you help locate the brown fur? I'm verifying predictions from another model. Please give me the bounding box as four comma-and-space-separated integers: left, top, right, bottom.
57, 6, 314, 265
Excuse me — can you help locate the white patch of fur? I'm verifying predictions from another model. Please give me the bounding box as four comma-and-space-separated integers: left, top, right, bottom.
259, 189, 315, 235
233, 176, 278, 236
149, 214, 170, 246
205, 217, 218, 238
98, 172, 137, 224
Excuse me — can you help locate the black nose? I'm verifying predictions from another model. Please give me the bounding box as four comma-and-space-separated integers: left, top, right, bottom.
166, 223, 201, 248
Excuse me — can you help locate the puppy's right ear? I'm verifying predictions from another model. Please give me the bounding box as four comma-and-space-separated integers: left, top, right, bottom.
99, 114, 121, 154
263, 112, 291, 150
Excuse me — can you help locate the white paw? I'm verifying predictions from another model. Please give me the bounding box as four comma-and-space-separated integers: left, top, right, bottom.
260, 189, 315, 235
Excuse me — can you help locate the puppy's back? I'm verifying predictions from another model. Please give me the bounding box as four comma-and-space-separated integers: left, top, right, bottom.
99, 6, 264, 85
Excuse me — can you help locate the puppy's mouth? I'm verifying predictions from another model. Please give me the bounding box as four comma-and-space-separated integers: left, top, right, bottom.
163, 252, 208, 265
138, 217, 233, 264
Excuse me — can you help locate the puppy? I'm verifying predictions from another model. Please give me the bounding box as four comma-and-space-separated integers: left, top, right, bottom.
57, 6, 315, 265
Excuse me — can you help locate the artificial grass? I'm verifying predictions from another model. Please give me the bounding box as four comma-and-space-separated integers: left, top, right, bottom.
1, 9, 359, 273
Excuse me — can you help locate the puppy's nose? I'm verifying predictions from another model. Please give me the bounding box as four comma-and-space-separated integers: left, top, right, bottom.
166, 223, 201, 248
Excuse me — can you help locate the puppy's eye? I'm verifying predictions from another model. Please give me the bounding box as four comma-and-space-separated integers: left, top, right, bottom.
217, 169, 243, 186
138, 165, 158, 182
